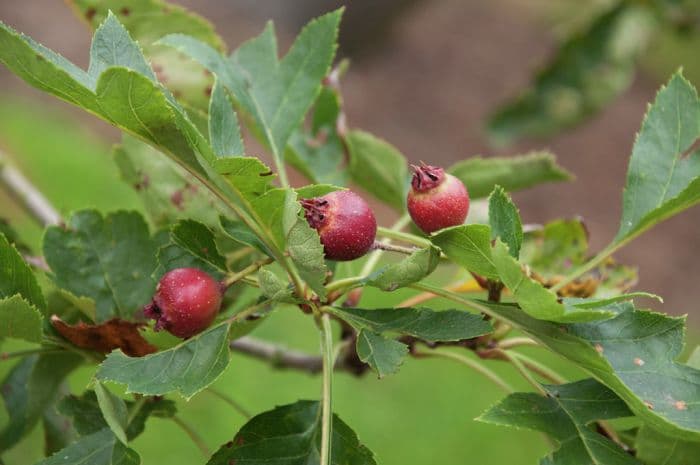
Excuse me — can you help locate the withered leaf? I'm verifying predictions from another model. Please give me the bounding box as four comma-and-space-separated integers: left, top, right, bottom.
51, 316, 157, 357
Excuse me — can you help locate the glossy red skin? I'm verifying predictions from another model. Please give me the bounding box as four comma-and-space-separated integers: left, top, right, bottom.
302, 190, 377, 261
407, 173, 470, 234
144, 268, 223, 338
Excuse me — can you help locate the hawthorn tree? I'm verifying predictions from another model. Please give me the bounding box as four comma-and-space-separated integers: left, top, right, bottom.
0, 2, 700, 465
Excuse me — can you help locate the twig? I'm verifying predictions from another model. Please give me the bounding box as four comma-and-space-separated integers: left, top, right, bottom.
318, 313, 334, 465
0, 151, 61, 227
507, 351, 566, 385
414, 348, 513, 393
173, 415, 211, 458
370, 241, 416, 255
230, 336, 324, 373
494, 349, 546, 395
498, 337, 538, 350
1, 347, 64, 361
206, 388, 251, 419
375, 226, 431, 248
396, 279, 483, 308
222, 258, 273, 288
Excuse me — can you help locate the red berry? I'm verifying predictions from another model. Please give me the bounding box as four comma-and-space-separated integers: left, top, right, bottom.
407, 163, 470, 234
144, 268, 223, 338
301, 190, 377, 261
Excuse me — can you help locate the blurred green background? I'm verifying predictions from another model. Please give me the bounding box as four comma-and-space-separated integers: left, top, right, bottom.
2, 0, 700, 463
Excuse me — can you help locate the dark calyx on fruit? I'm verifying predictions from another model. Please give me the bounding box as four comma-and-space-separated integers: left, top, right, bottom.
410, 163, 445, 191
301, 190, 377, 261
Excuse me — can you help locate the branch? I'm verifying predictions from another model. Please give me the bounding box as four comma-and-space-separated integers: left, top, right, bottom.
0, 151, 61, 227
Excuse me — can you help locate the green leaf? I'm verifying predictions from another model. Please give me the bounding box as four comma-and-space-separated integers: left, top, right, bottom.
209, 79, 244, 157
0, 295, 42, 343
488, 186, 523, 258
96, 323, 231, 399
161, 10, 342, 159
366, 246, 440, 291
345, 130, 408, 210
0, 232, 45, 311
0, 353, 83, 451
295, 184, 344, 199
258, 267, 298, 303
635, 426, 700, 465
88, 12, 156, 82
483, 301, 700, 440
616, 72, 700, 244
170, 219, 227, 272
287, 216, 328, 299
220, 216, 273, 257
448, 151, 572, 199
286, 86, 347, 185
479, 379, 640, 464
43, 392, 78, 456
487, 5, 655, 145
113, 135, 224, 229
43, 210, 158, 322
36, 428, 140, 465
519, 219, 588, 276
59, 391, 176, 441
94, 382, 129, 445
206, 400, 376, 465
69, 0, 224, 110
213, 156, 276, 204
430, 224, 499, 279
329, 306, 492, 342
492, 240, 614, 323
250, 188, 298, 250
356, 330, 408, 378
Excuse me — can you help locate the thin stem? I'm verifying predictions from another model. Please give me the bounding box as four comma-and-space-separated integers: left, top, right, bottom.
126, 396, 147, 425
206, 388, 251, 419
173, 415, 211, 458
498, 337, 538, 350
223, 258, 273, 288
397, 279, 483, 308
376, 226, 431, 248
1, 347, 64, 360
325, 276, 364, 294
409, 282, 497, 319
319, 313, 334, 465
230, 336, 323, 373
509, 351, 566, 385
0, 151, 61, 227
496, 349, 546, 395
360, 215, 412, 276
225, 299, 271, 324
550, 242, 622, 293
415, 348, 513, 393
371, 241, 416, 255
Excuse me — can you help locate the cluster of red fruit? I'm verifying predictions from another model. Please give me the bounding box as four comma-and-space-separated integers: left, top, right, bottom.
145, 164, 469, 338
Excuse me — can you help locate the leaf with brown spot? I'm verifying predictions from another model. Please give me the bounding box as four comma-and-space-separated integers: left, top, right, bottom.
51, 316, 156, 357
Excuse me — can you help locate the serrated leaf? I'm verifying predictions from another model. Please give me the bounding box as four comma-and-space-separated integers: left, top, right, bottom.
0, 232, 45, 311
483, 301, 700, 440
287, 217, 328, 299
161, 10, 341, 160
366, 247, 440, 291
43, 210, 158, 322
448, 151, 572, 199
488, 5, 654, 145
345, 129, 408, 210
94, 382, 128, 445
430, 224, 499, 279
0, 353, 83, 451
206, 400, 376, 465
96, 322, 231, 399
295, 184, 344, 199
479, 379, 640, 464
209, 79, 244, 157
0, 295, 42, 343
250, 188, 298, 250
492, 240, 614, 323
519, 219, 588, 276
258, 267, 297, 303
329, 306, 492, 342
488, 186, 523, 258
36, 428, 140, 465
635, 426, 700, 465
170, 219, 227, 271
213, 156, 275, 204
286, 86, 347, 185
69, 0, 224, 110
356, 330, 408, 378
617, 72, 700, 244
113, 135, 223, 229
88, 12, 156, 82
